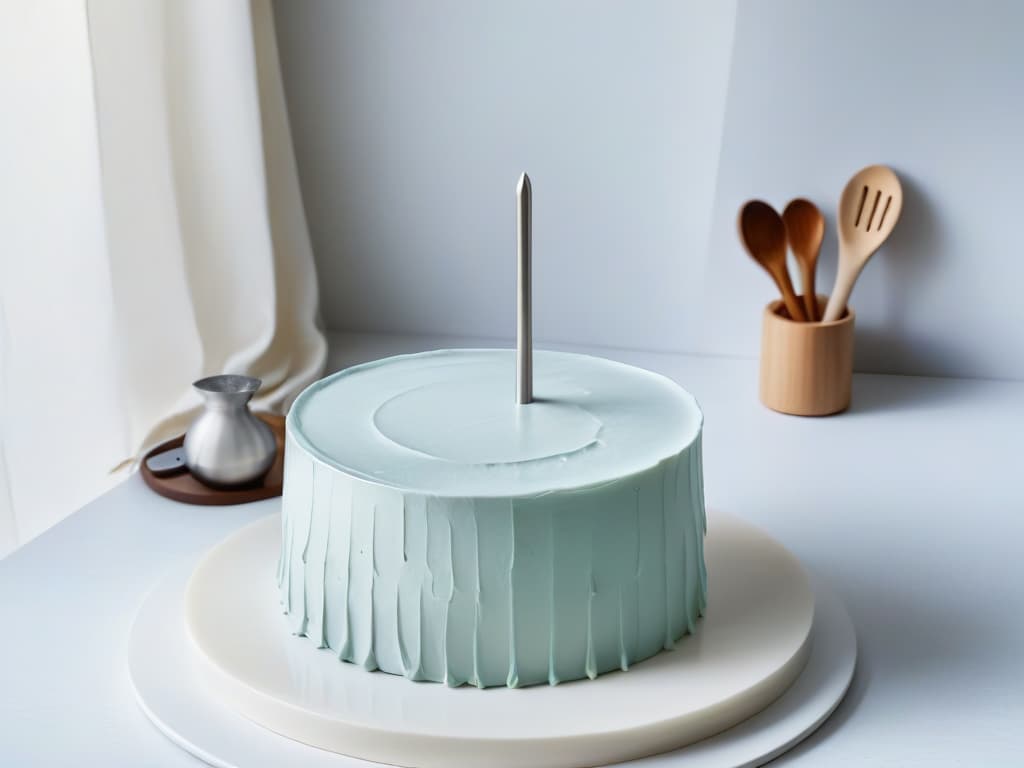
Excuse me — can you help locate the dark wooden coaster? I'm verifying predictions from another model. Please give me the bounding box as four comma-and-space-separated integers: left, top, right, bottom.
140, 413, 286, 506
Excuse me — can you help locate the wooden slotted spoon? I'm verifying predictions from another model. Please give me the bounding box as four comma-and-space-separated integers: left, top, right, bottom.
822, 165, 903, 322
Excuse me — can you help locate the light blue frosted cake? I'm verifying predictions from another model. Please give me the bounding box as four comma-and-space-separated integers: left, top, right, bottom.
278, 349, 706, 688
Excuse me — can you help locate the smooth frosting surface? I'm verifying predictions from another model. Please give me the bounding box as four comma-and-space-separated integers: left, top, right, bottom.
279, 350, 707, 687
288, 349, 703, 497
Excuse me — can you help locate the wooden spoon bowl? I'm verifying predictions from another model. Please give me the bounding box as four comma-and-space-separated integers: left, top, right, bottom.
782, 198, 825, 321
739, 200, 807, 322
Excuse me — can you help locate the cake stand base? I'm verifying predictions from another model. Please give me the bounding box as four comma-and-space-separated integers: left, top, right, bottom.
129, 513, 856, 768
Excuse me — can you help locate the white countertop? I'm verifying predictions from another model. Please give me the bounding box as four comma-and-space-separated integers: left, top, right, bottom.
2, 331, 1022, 766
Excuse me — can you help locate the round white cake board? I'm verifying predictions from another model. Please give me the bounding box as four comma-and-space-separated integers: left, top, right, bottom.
129, 513, 856, 768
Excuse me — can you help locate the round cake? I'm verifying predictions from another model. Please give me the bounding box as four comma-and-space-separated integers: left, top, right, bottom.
277, 349, 706, 688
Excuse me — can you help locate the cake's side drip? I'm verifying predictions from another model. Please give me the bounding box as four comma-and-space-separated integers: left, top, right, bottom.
421, 500, 452, 681
634, 463, 667, 662
362, 504, 377, 671
472, 498, 513, 686
400, 496, 428, 681
676, 439, 706, 629
629, 488, 642, 668
583, 502, 597, 680
304, 464, 331, 648
470, 513, 482, 688
678, 451, 694, 634
298, 463, 316, 638
618, 488, 642, 671
441, 510, 464, 688
322, 472, 346, 651
547, 514, 558, 686
511, 497, 557, 687
278, 510, 291, 613
618, 588, 628, 671
661, 464, 673, 650
368, 488, 402, 675
694, 432, 708, 614
584, 570, 597, 680
286, 445, 315, 634
506, 500, 519, 688
443, 513, 455, 687
318, 477, 333, 647
336, 485, 378, 672
339, 482, 356, 660
406, 580, 424, 681
674, 450, 692, 643
396, 497, 411, 676
275, 444, 289, 591
547, 494, 586, 683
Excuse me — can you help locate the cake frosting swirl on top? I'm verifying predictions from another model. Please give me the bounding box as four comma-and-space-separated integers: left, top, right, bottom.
278, 349, 707, 687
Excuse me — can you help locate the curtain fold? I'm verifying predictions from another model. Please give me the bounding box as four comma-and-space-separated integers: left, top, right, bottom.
88, 0, 327, 454
0, 0, 326, 556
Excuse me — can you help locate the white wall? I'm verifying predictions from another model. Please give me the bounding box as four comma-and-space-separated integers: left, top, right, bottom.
275, 0, 1024, 380
273, 0, 737, 353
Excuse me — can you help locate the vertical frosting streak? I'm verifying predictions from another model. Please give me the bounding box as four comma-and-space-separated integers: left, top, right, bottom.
471, 513, 482, 688
506, 500, 518, 688
548, 514, 558, 685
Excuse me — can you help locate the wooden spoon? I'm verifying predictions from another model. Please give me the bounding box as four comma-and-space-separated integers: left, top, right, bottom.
738, 200, 807, 321
822, 165, 903, 322
782, 198, 825, 322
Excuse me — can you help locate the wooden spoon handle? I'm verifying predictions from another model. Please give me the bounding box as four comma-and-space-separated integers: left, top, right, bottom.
773, 265, 808, 321
800, 262, 818, 321
823, 261, 858, 322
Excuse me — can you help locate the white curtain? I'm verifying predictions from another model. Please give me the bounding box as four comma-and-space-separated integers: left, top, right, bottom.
0, 0, 326, 556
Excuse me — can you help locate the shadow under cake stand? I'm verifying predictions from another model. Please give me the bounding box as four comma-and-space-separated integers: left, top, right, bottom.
128, 511, 856, 768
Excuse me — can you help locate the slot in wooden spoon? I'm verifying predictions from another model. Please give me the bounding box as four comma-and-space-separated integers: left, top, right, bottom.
739, 200, 807, 321
822, 165, 903, 322
782, 198, 825, 322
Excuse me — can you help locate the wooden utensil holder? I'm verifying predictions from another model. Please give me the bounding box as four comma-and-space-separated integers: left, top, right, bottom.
759, 295, 854, 416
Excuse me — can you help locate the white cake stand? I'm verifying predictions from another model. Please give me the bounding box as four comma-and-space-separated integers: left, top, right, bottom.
129, 513, 855, 768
